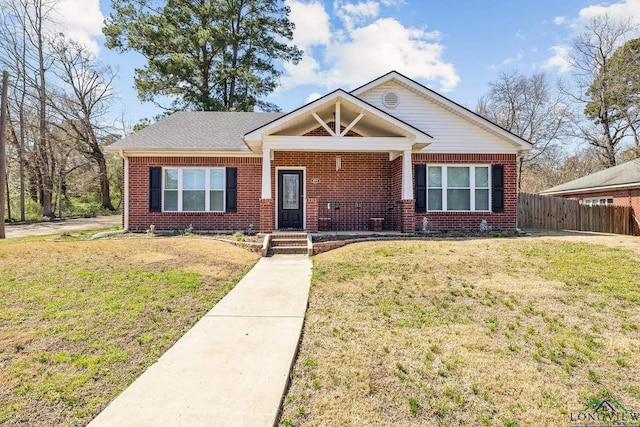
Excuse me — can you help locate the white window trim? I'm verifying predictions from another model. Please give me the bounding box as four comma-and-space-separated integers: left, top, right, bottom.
426, 164, 491, 212
162, 167, 226, 213
584, 197, 613, 206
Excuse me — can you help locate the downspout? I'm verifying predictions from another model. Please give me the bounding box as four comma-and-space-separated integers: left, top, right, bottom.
516, 150, 527, 230
119, 149, 130, 231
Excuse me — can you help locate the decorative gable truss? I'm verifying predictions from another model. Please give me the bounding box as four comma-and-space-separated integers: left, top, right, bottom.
244, 90, 433, 201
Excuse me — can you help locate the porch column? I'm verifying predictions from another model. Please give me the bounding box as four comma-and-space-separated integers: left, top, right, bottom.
402, 149, 413, 200
261, 148, 271, 199
401, 150, 415, 232
260, 148, 274, 233
260, 199, 274, 233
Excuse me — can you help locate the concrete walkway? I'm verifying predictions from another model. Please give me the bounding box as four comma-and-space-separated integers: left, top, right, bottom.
88, 255, 312, 427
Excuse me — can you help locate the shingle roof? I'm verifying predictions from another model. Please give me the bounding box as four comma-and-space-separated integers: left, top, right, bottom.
541, 158, 640, 195
107, 111, 285, 151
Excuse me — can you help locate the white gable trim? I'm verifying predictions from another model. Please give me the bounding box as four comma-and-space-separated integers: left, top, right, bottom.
351, 71, 533, 151
243, 89, 433, 153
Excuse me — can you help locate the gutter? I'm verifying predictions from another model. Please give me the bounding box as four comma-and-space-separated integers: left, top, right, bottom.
541, 181, 640, 197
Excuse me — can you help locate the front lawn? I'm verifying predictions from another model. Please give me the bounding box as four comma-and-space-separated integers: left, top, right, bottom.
0, 234, 260, 426
280, 237, 640, 426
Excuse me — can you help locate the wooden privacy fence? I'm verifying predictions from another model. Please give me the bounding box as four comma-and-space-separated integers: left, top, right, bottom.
518, 193, 632, 235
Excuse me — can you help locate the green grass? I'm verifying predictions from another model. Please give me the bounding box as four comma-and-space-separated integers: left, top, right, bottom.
279, 237, 640, 426
0, 234, 259, 426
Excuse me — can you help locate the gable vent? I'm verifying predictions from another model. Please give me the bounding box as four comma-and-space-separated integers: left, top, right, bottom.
382, 91, 399, 109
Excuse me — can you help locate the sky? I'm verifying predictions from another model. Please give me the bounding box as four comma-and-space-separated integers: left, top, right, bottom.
49, 0, 640, 129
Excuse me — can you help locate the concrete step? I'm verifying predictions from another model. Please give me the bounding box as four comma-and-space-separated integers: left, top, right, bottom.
271, 238, 307, 246
265, 232, 309, 257
268, 245, 308, 255
271, 233, 307, 238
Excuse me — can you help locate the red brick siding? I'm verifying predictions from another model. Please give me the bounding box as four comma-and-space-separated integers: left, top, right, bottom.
391, 156, 403, 201
559, 188, 640, 235
127, 156, 261, 231
272, 152, 393, 201
260, 199, 274, 233
125, 152, 520, 233
412, 153, 518, 231
273, 152, 394, 231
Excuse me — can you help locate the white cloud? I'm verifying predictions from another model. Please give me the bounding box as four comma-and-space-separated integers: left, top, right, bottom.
340, 1, 380, 19
51, 0, 104, 54
543, 0, 640, 73
380, 0, 406, 6
543, 45, 572, 73
577, 0, 640, 25
502, 50, 525, 65
305, 92, 323, 104
553, 16, 566, 25
282, 2, 459, 94
326, 18, 457, 91
335, 1, 380, 31
287, 0, 331, 48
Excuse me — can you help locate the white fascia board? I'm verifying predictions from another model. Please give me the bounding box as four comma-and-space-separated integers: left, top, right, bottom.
263, 136, 414, 152
352, 71, 532, 151
540, 182, 640, 196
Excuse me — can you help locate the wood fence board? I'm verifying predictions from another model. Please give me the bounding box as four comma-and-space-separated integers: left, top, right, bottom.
517, 193, 632, 235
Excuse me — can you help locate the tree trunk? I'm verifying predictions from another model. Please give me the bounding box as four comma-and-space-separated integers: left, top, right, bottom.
36, 0, 53, 217
95, 151, 114, 211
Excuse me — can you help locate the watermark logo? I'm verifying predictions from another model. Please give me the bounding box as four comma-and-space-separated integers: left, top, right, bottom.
570, 399, 639, 426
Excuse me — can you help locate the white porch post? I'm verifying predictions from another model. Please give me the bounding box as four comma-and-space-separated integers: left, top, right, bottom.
401, 149, 413, 200
262, 148, 272, 199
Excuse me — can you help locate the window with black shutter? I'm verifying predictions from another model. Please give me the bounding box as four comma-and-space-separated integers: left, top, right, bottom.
225, 167, 237, 212
491, 165, 505, 213
149, 167, 162, 212
414, 164, 426, 212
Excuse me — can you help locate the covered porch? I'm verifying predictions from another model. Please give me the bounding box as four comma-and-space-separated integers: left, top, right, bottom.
243, 90, 432, 234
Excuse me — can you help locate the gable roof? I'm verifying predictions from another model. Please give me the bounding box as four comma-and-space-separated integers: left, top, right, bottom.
351, 71, 533, 151
107, 111, 284, 152
243, 88, 432, 145
541, 158, 640, 195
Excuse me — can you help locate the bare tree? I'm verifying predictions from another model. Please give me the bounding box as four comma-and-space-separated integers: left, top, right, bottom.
0, 0, 57, 217
569, 15, 638, 167
1, 0, 33, 220
477, 71, 574, 191
49, 36, 117, 211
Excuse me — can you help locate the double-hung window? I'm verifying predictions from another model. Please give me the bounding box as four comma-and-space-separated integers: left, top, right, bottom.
163, 168, 226, 212
427, 165, 490, 211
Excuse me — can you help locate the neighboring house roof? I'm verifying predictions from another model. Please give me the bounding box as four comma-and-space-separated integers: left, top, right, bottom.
107, 111, 284, 152
351, 71, 533, 151
541, 158, 640, 196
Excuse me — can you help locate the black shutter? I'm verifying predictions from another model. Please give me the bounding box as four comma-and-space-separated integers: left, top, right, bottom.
226, 167, 237, 212
491, 165, 504, 213
149, 167, 162, 212
415, 164, 426, 213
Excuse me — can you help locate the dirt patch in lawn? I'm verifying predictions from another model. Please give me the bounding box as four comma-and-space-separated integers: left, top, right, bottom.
280, 236, 640, 426
0, 234, 259, 426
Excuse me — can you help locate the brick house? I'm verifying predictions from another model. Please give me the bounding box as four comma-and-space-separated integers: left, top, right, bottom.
107, 71, 532, 234
540, 158, 640, 235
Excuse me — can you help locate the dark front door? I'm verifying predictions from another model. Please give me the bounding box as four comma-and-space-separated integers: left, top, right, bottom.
278, 170, 304, 229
